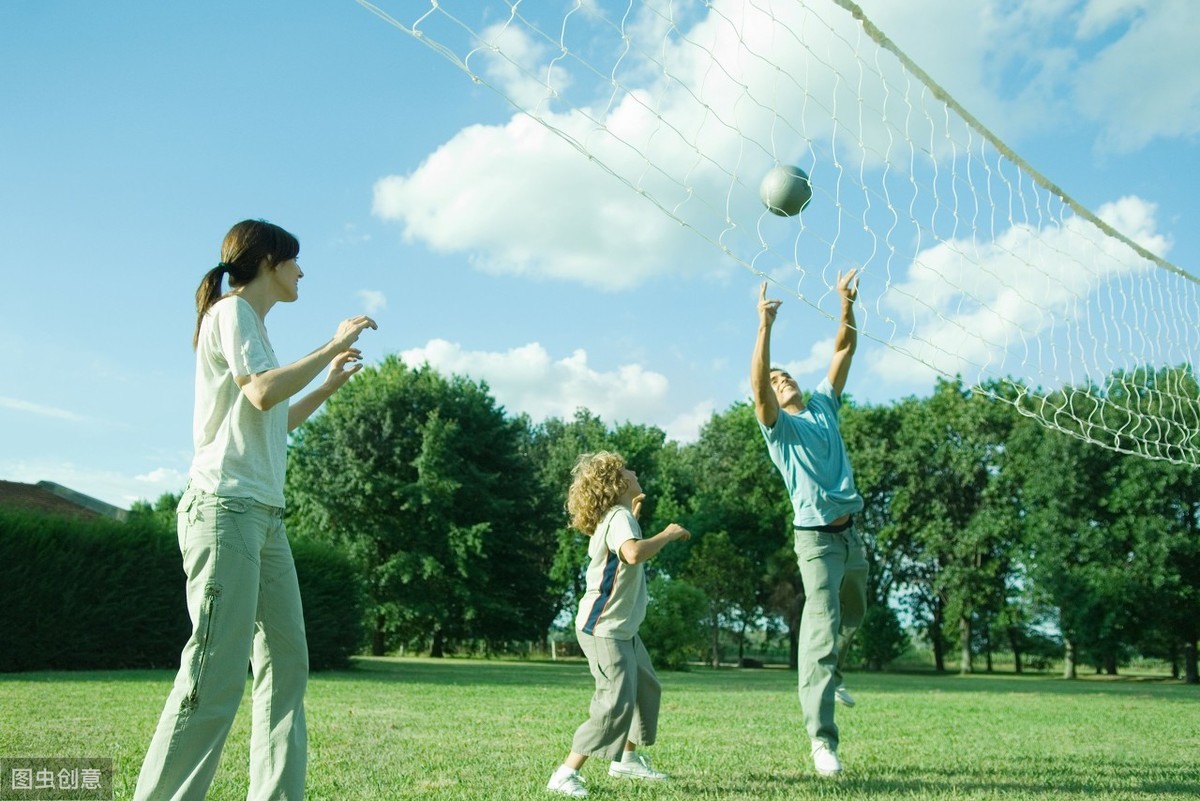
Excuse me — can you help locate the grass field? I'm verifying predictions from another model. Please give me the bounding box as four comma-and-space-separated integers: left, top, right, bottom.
1, 658, 1197, 800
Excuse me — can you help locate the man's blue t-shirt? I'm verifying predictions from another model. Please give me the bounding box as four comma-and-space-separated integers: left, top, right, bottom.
759, 377, 863, 527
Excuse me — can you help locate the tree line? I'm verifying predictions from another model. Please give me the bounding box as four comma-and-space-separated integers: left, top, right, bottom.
136, 358, 1200, 682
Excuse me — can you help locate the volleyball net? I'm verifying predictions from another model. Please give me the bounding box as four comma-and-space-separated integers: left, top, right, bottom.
358, 0, 1200, 465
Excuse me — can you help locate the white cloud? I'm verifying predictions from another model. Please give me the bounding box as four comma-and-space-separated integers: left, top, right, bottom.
357, 289, 387, 315
1073, 0, 1200, 152
663, 401, 717, 444
1077, 0, 1149, 38
868, 196, 1167, 387
478, 21, 570, 111
0, 396, 86, 422
860, 0, 1197, 153
852, 1, 1103, 149
399, 337, 679, 429
372, 113, 696, 291
779, 337, 835, 377
375, 0, 1191, 365
135, 467, 188, 488
373, 1, 934, 290
379, 0, 1192, 294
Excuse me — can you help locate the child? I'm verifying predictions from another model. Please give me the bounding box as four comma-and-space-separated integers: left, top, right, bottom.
546, 451, 692, 798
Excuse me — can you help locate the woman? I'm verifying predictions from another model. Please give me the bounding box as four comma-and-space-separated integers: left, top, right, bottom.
546, 451, 692, 799
134, 219, 376, 801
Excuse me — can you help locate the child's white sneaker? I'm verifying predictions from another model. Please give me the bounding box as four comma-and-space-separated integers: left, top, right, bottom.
608, 751, 668, 781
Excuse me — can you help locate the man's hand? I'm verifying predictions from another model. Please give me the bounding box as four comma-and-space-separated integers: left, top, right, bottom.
837, 268, 859, 304
758, 281, 782, 327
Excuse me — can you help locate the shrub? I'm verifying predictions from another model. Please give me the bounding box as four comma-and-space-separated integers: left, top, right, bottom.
0, 509, 187, 671
850, 603, 909, 671
640, 576, 707, 670
0, 508, 363, 672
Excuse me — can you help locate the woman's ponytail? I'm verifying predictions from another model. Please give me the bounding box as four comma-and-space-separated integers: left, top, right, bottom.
192, 264, 228, 349
190, 221, 299, 350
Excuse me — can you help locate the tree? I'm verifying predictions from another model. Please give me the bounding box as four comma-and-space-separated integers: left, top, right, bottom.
1111, 452, 1200, 679
1012, 368, 1200, 677
128, 491, 183, 531
841, 401, 906, 667
1008, 388, 1128, 678
685, 402, 794, 663
683, 531, 756, 667
884, 379, 1020, 673
286, 359, 555, 656
1103, 366, 1200, 683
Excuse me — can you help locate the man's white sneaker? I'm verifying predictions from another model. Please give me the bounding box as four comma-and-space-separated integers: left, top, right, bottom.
547, 767, 588, 797
608, 751, 668, 781
811, 741, 843, 777
834, 685, 857, 707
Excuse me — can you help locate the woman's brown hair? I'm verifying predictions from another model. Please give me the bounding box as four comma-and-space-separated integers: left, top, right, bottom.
192, 219, 300, 348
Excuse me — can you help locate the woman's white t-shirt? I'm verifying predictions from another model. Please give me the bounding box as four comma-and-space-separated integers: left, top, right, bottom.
188, 295, 288, 507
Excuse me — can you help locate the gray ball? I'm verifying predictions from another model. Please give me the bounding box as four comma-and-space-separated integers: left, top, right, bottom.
759, 164, 813, 216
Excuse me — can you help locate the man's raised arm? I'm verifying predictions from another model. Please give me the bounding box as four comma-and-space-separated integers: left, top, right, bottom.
827, 268, 859, 398
752, 281, 782, 427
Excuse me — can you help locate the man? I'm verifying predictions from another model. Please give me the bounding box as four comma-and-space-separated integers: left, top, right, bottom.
750, 274, 869, 777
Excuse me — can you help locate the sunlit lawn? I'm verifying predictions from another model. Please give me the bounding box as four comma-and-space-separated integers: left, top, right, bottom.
1, 658, 1197, 800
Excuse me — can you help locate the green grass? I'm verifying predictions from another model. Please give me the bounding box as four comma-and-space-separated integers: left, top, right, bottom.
1, 658, 1197, 800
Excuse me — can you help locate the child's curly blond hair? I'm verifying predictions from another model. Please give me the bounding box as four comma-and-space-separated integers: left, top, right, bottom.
566, 451, 629, 535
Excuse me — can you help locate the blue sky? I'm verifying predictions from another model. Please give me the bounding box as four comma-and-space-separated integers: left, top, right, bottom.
1, 0, 1197, 508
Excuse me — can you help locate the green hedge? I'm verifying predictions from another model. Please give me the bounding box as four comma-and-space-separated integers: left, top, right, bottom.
291, 536, 366, 670
0, 508, 363, 672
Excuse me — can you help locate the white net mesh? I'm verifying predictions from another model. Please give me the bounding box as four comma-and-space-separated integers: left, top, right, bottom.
358, 0, 1200, 465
